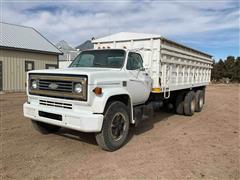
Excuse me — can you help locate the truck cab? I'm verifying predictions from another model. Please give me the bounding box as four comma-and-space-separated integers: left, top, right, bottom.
24, 49, 153, 151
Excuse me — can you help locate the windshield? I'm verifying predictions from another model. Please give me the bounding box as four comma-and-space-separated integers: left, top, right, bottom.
69, 50, 125, 68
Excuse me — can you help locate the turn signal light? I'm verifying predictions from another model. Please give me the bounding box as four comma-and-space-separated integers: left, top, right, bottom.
93, 87, 102, 95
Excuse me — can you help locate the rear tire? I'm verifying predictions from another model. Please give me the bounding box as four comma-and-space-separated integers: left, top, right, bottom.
183, 91, 196, 116
195, 90, 204, 112
95, 101, 130, 151
31, 120, 61, 134
175, 92, 185, 115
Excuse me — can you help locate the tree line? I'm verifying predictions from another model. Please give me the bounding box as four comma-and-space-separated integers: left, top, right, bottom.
211, 56, 240, 83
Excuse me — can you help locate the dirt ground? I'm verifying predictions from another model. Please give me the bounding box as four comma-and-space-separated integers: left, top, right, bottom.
0, 84, 239, 180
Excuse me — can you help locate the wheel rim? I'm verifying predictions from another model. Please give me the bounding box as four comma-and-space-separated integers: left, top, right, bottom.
199, 97, 204, 108
191, 99, 196, 113
110, 113, 126, 141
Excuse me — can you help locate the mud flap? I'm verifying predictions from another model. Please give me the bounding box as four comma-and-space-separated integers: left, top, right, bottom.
133, 103, 154, 127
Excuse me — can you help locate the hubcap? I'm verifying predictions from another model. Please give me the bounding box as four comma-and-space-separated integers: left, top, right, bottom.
110, 113, 126, 141
199, 97, 203, 108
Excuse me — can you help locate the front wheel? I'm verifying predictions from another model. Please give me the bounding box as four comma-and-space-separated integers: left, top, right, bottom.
95, 101, 130, 151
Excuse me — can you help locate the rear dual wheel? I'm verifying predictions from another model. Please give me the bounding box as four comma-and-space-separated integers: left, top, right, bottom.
175, 92, 185, 115
195, 90, 204, 112
176, 90, 204, 116
184, 91, 196, 116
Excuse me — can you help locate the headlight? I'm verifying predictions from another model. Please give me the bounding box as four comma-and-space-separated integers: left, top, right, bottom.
31, 80, 38, 89
74, 83, 83, 93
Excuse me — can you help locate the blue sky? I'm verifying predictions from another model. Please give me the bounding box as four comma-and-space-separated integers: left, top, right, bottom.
1, 0, 239, 60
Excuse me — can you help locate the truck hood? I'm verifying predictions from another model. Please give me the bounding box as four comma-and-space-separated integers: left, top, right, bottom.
29, 67, 127, 85
29, 67, 121, 76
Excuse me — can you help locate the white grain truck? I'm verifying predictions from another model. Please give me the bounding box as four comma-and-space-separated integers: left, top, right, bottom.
24, 32, 213, 151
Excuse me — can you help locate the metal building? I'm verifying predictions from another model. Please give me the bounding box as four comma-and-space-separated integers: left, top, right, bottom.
0, 22, 62, 91
56, 40, 80, 68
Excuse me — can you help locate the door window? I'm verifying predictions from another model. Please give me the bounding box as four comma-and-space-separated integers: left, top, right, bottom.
126, 52, 143, 70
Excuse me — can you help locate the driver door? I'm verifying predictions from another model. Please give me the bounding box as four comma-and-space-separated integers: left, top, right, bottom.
126, 52, 152, 105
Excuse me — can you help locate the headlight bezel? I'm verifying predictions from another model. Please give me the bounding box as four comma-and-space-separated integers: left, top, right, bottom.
74, 83, 83, 93
72, 77, 87, 100
31, 79, 38, 90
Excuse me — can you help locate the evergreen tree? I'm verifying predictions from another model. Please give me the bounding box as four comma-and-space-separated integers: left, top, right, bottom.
224, 56, 235, 80
211, 56, 240, 83
217, 59, 225, 80
233, 57, 240, 82
211, 60, 217, 80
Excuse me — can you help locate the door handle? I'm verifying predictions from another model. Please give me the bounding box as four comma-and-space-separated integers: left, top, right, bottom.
130, 79, 142, 82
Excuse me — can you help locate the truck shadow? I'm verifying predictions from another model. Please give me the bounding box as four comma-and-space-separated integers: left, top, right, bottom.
132, 110, 174, 135
55, 108, 175, 147
126, 108, 174, 144
56, 129, 97, 146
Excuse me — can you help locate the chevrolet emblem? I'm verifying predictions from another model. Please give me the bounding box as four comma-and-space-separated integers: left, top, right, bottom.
49, 83, 58, 89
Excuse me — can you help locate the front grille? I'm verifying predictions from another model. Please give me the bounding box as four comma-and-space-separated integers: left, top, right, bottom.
39, 100, 72, 109
39, 80, 73, 92
29, 74, 87, 101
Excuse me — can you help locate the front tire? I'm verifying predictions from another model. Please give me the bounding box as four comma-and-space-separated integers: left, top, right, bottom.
31, 120, 61, 134
95, 101, 130, 151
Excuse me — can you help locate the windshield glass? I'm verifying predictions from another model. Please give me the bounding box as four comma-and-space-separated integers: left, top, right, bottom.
69, 50, 125, 68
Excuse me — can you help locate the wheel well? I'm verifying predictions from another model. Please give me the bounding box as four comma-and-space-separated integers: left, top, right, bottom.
192, 86, 206, 92
107, 94, 130, 106
105, 94, 133, 123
